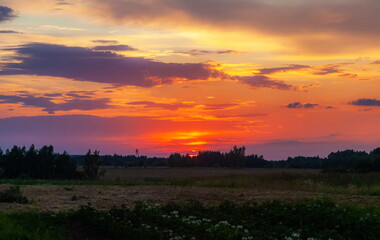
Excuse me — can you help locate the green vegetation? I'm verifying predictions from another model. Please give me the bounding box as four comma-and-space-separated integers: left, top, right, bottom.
0, 170, 378, 197
0, 212, 66, 240
0, 200, 378, 240
168, 172, 380, 196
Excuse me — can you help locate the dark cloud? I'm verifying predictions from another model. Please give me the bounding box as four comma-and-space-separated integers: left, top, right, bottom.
0, 94, 112, 114
174, 49, 239, 56
237, 75, 294, 90
0, 6, 16, 22
92, 40, 119, 44
0, 30, 21, 34
349, 98, 380, 107
287, 102, 319, 109
0, 43, 216, 87
371, 60, 380, 64
258, 64, 309, 75
90, 0, 380, 37
93, 44, 136, 51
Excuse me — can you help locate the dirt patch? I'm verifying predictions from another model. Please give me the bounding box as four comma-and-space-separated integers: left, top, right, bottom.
0, 184, 378, 212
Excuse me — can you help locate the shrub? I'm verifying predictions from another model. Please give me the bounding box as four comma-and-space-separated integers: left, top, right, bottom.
0, 185, 29, 204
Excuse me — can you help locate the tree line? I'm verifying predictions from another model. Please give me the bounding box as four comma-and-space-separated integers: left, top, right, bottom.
167, 146, 380, 172
0, 145, 379, 180
0, 145, 103, 179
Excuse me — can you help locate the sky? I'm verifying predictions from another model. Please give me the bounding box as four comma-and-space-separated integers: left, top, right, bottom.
0, 0, 379, 159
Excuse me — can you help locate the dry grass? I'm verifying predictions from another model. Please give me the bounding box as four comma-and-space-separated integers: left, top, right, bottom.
102, 167, 319, 180
0, 168, 378, 212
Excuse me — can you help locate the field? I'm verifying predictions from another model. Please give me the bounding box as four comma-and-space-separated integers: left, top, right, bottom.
0, 168, 379, 239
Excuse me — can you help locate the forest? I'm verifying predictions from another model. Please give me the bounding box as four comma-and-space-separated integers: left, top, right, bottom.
0, 145, 379, 180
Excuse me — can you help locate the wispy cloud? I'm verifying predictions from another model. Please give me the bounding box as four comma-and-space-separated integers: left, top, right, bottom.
92, 40, 119, 44
237, 75, 294, 90
257, 64, 309, 75
0, 30, 22, 34
93, 44, 136, 51
173, 49, 240, 56
0, 94, 112, 114
41, 25, 85, 31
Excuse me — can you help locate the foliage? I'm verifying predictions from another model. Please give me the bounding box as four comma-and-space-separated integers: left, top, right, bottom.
0, 145, 80, 179
0, 199, 378, 239
83, 150, 105, 180
69, 200, 380, 240
0, 211, 66, 239
0, 185, 28, 204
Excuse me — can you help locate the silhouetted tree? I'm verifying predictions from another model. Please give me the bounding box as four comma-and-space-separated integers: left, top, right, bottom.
83, 149, 104, 179
227, 145, 246, 168
55, 151, 78, 179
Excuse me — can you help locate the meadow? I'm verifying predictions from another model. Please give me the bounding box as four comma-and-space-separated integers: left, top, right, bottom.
0, 168, 379, 239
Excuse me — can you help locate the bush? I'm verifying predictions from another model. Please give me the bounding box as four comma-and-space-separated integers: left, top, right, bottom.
0, 185, 29, 204
69, 200, 380, 240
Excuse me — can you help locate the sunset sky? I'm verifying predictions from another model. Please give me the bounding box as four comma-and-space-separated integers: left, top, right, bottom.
0, 0, 379, 159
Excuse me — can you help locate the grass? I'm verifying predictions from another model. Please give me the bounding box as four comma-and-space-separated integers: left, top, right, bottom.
0, 169, 378, 239
0, 199, 377, 240
168, 171, 380, 196
0, 211, 66, 239
0, 169, 379, 196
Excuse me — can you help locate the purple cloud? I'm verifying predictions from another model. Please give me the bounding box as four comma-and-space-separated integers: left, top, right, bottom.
0, 30, 21, 34
0, 43, 216, 87
350, 98, 380, 107
287, 102, 319, 109
238, 75, 294, 90
0, 6, 15, 22
0, 94, 112, 114
313, 65, 341, 75
258, 64, 309, 75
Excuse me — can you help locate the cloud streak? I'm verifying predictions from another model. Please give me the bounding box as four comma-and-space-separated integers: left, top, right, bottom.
258, 64, 309, 75
93, 44, 136, 51
127, 101, 190, 110
0, 30, 21, 34
174, 49, 239, 56
237, 75, 294, 90
0, 94, 112, 114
